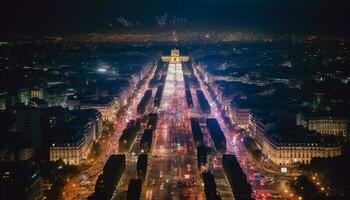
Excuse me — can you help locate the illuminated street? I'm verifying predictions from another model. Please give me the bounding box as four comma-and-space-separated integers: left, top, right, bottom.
61, 50, 284, 200
193, 64, 285, 200
145, 63, 205, 200
60, 63, 157, 200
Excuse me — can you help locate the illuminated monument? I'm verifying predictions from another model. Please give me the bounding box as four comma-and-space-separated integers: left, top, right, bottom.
161, 49, 189, 99
161, 48, 189, 64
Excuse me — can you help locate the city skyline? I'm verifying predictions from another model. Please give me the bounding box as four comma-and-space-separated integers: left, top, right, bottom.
1, 1, 350, 200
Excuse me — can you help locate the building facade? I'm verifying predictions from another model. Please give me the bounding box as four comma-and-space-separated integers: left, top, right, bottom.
49, 110, 103, 165
30, 89, 44, 100
249, 114, 342, 166
297, 114, 348, 137
230, 102, 251, 129
80, 97, 116, 122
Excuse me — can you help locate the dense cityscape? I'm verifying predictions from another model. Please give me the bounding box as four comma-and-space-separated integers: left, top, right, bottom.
1, 1, 350, 200
1, 33, 349, 200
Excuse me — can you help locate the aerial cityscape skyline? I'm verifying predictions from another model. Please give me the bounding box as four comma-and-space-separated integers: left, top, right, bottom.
1, 1, 350, 200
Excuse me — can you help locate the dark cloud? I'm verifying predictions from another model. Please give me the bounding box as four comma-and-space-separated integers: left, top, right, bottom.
1, 0, 349, 35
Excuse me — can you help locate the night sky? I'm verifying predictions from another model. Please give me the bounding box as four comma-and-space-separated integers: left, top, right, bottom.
1, 0, 350, 35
